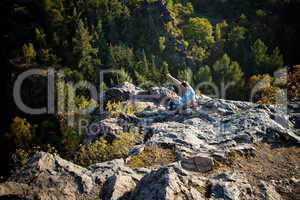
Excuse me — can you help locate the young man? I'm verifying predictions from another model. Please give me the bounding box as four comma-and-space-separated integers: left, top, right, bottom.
167, 73, 196, 110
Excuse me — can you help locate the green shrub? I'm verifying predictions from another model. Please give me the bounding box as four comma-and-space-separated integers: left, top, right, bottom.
58, 114, 85, 155
23, 43, 37, 64
76, 132, 143, 167
9, 117, 33, 149
10, 145, 57, 171
249, 74, 282, 104
10, 149, 30, 170
184, 17, 214, 45
106, 101, 142, 117
178, 68, 194, 86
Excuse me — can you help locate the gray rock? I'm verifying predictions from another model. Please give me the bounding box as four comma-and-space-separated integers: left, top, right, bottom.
132, 167, 204, 200
181, 154, 214, 173
136, 95, 297, 160
203, 99, 254, 115
128, 144, 145, 156
0, 154, 144, 200
260, 181, 283, 200
146, 121, 217, 157
85, 118, 123, 143
0, 182, 37, 200
102, 175, 137, 200
209, 172, 254, 200
85, 115, 143, 144
1, 84, 299, 200
88, 159, 145, 186
0, 152, 97, 200
105, 82, 144, 102
148, 86, 179, 104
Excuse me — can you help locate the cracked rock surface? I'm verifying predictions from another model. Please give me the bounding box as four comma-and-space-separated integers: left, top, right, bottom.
0, 83, 299, 200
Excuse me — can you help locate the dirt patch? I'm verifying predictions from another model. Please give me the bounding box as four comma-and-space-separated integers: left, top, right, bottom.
213, 143, 300, 200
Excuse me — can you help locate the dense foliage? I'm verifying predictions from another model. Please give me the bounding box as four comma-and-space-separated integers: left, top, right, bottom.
0, 0, 299, 176
2, 0, 299, 93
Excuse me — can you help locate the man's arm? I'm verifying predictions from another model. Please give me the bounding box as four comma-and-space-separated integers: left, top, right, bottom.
167, 74, 182, 86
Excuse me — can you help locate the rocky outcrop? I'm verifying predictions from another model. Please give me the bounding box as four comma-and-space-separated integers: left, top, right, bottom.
101, 175, 136, 200
0, 154, 148, 200
148, 87, 180, 104
181, 154, 214, 173
0, 84, 298, 200
105, 82, 144, 103
131, 166, 205, 200
208, 172, 255, 200
260, 181, 283, 200
104, 82, 179, 106
0, 152, 96, 200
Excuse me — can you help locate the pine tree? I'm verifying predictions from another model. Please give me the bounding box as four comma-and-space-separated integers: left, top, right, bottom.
35, 27, 47, 48
41, 0, 64, 27
195, 65, 213, 94
108, 44, 134, 71
251, 39, 283, 74
228, 25, 247, 47
178, 68, 194, 86
73, 20, 100, 78
196, 65, 212, 83
149, 56, 160, 83
161, 62, 170, 80
134, 70, 146, 85
268, 47, 284, 72
159, 36, 166, 52
212, 54, 243, 85
115, 68, 132, 85
215, 20, 228, 41
251, 39, 268, 67
23, 43, 37, 64
184, 17, 214, 45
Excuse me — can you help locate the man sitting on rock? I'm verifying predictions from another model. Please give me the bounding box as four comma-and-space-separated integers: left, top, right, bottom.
167, 73, 196, 111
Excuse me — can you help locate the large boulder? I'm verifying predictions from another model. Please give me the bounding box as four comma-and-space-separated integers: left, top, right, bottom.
0, 152, 97, 200
131, 167, 204, 200
0, 182, 39, 200
143, 98, 298, 157
145, 121, 217, 157
0, 154, 146, 200
148, 87, 179, 104
181, 154, 214, 173
101, 175, 137, 200
208, 172, 255, 200
260, 181, 283, 200
85, 118, 123, 143
105, 82, 144, 103
88, 159, 146, 186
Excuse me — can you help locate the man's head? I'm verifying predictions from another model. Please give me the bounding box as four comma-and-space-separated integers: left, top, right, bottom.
181, 81, 188, 88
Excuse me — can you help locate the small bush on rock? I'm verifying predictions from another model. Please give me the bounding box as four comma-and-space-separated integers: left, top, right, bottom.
248, 74, 283, 104
10, 144, 57, 171
76, 132, 143, 167
10, 149, 30, 169
8, 117, 33, 149
106, 101, 142, 117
